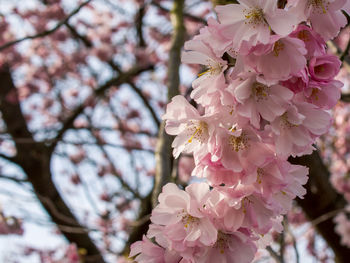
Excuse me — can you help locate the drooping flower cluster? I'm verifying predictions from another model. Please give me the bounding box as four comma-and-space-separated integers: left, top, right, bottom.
130, 0, 347, 262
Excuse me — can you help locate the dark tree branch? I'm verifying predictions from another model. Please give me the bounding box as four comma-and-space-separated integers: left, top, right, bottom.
211, 0, 238, 6
290, 151, 350, 263
341, 93, 350, 102
152, 0, 186, 207
0, 153, 18, 164
266, 246, 283, 263
0, 0, 92, 52
0, 66, 106, 263
340, 37, 350, 62
136, 4, 146, 47
108, 61, 160, 128
0, 174, 27, 184
65, 22, 93, 47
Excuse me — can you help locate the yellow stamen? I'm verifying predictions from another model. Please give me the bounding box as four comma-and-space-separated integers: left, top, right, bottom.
244, 7, 265, 27
311, 88, 319, 101
257, 168, 264, 184
229, 132, 249, 152
308, 0, 330, 14
198, 69, 210, 77
297, 30, 310, 42
188, 127, 201, 143
273, 40, 285, 57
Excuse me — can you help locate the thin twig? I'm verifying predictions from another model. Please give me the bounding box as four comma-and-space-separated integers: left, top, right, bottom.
284, 217, 300, 263
266, 246, 283, 263
0, 174, 27, 184
127, 81, 160, 128
0, 153, 17, 163
340, 38, 350, 62
311, 208, 345, 226
49, 64, 154, 152
0, 0, 92, 52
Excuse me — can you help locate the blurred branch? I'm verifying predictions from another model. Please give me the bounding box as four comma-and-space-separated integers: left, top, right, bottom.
0, 0, 92, 52
328, 40, 350, 69
341, 93, 350, 102
0, 174, 27, 184
0, 65, 106, 263
61, 139, 155, 153
89, 128, 142, 199
340, 37, 350, 62
65, 22, 93, 47
152, 0, 186, 207
279, 221, 286, 263
108, 61, 160, 128
49, 64, 154, 152
136, 4, 146, 47
0, 153, 18, 164
211, 0, 238, 6
284, 217, 300, 263
127, 81, 160, 128
311, 208, 345, 226
290, 150, 350, 263
266, 246, 283, 263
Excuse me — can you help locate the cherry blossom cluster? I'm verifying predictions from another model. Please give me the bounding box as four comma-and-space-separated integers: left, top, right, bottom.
130, 0, 347, 262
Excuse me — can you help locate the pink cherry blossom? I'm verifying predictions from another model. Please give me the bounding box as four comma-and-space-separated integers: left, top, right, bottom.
303, 80, 342, 109
195, 17, 234, 58
211, 124, 273, 172
131, 1, 343, 261
163, 95, 210, 158
289, 24, 326, 59
230, 73, 294, 128
309, 54, 342, 83
303, 0, 347, 40
151, 183, 218, 250
130, 236, 167, 263
197, 231, 257, 263
192, 154, 241, 187
243, 35, 307, 81
216, 0, 301, 49
268, 102, 331, 157
182, 39, 227, 106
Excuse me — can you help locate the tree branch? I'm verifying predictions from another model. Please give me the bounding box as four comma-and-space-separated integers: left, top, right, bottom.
136, 4, 146, 47
49, 64, 154, 152
65, 22, 93, 47
290, 151, 350, 263
340, 37, 350, 62
0, 174, 27, 184
0, 153, 18, 164
0, 0, 92, 52
127, 81, 160, 128
152, 0, 186, 207
0, 66, 106, 263
341, 93, 350, 102
211, 0, 238, 6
